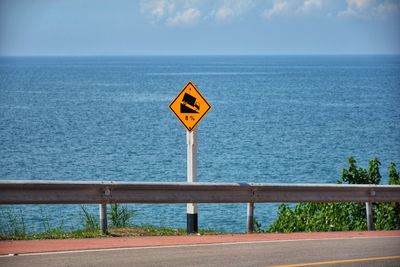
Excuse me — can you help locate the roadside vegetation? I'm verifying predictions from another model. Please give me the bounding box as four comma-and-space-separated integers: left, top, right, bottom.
0, 204, 222, 240
263, 157, 400, 233
1, 157, 398, 239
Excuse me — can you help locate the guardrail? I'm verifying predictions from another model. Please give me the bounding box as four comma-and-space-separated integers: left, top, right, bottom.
1, 180, 400, 233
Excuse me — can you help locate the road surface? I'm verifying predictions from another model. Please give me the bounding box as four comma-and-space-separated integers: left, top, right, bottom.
1, 235, 399, 267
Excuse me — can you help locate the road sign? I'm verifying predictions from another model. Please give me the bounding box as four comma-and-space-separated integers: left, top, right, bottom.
169, 81, 211, 132
169, 81, 210, 233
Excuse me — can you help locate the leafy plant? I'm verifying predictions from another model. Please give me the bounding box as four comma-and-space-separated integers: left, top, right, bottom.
268, 158, 400, 233
108, 204, 135, 228
1, 207, 68, 239
81, 204, 136, 230
339, 157, 381, 185
252, 217, 264, 233
0, 208, 27, 238
389, 162, 400, 185
374, 163, 400, 230
80, 205, 99, 230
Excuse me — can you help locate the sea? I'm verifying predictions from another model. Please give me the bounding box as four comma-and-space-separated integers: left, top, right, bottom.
0, 55, 399, 233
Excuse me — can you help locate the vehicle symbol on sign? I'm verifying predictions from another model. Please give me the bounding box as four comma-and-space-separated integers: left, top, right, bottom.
181, 93, 200, 113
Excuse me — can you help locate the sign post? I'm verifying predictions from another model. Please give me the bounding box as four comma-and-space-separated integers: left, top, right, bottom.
186, 127, 198, 233
169, 81, 211, 233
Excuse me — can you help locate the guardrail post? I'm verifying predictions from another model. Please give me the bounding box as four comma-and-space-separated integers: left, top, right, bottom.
99, 203, 108, 234
365, 202, 374, 231
247, 202, 254, 233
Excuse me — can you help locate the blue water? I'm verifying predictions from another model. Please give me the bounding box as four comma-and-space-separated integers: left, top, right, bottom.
1, 56, 399, 233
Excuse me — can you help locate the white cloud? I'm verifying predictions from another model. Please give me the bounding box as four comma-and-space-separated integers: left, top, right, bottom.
377, 1, 400, 16
301, 0, 322, 12
140, 0, 202, 26
139, 0, 399, 26
338, 0, 400, 17
262, 0, 324, 19
140, 0, 254, 26
166, 8, 202, 27
262, 0, 289, 19
214, 0, 253, 21
347, 0, 372, 10
338, 0, 370, 16
139, 0, 175, 22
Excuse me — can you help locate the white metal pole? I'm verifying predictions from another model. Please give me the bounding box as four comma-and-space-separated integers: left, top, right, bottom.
187, 127, 198, 233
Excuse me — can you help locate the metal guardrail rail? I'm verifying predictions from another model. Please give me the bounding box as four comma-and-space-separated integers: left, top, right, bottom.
1, 180, 399, 233
1, 180, 399, 204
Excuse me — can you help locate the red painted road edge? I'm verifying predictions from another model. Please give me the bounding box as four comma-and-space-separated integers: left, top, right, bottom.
1, 231, 399, 255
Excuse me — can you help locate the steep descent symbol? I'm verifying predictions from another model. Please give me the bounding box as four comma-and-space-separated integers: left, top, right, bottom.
169, 81, 211, 132
181, 93, 200, 113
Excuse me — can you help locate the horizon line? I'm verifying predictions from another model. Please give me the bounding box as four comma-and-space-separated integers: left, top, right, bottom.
1, 53, 400, 57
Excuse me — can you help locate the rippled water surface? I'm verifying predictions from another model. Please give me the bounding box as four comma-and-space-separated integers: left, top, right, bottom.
1, 56, 399, 233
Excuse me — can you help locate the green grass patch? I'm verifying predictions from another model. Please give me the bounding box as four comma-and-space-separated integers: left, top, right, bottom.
108, 225, 223, 237
0, 226, 223, 240
1, 203, 224, 240
0, 229, 102, 240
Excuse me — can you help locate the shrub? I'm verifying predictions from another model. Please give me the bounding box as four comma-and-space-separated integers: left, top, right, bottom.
268, 158, 400, 233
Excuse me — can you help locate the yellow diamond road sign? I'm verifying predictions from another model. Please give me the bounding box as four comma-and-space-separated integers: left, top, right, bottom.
169, 81, 211, 132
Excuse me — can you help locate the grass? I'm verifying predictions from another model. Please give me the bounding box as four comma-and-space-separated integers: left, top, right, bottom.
108, 225, 222, 237
0, 205, 223, 240
0, 226, 224, 240
0, 229, 102, 240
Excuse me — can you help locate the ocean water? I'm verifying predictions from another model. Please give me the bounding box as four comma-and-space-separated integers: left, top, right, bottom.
0, 56, 399, 233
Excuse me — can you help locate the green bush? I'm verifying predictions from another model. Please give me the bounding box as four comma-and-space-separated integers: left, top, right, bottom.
268, 157, 400, 233
374, 163, 400, 230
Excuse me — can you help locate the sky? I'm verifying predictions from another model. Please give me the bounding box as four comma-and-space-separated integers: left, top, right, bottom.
0, 0, 399, 56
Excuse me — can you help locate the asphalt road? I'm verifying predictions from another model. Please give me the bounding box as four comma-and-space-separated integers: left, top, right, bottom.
1, 236, 399, 267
